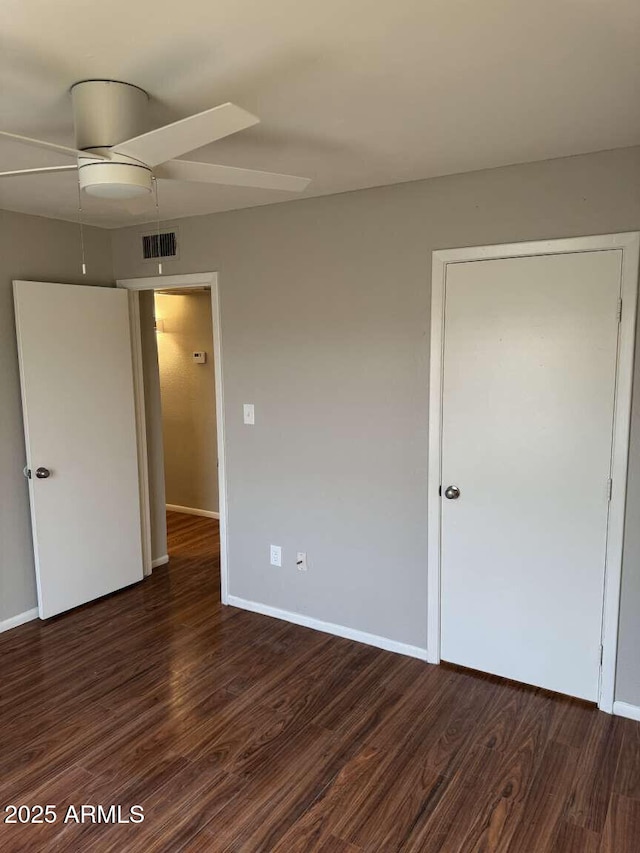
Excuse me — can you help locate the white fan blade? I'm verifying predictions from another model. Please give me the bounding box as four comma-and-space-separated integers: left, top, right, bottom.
0, 165, 78, 178
112, 103, 259, 167
0, 130, 108, 160
156, 159, 311, 192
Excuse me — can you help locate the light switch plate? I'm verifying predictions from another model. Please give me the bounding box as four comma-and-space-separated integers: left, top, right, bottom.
192, 351, 206, 363
243, 403, 255, 425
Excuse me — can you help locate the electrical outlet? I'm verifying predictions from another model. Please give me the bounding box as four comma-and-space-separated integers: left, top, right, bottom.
296, 552, 308, 572
270, 544, 282, 567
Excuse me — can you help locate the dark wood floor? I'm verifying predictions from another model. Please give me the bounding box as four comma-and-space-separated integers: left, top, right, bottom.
1, 512, 639, 851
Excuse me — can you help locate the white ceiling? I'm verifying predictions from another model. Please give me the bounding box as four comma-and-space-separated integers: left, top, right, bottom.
1, 0, 639, 228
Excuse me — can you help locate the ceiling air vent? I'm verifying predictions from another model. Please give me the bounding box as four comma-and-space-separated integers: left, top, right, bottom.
142, 230, 178, 261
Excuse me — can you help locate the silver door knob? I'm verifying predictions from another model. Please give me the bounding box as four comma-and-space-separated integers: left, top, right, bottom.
444, 485, 460, 500
35, 467, 51, 479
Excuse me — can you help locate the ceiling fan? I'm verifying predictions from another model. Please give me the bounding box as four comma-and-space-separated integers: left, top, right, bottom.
0, 79, 311, 202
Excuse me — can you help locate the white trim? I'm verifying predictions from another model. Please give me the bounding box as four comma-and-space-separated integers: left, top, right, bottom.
0, 608, 39, 633
117, 272, 210, 291
227, 595, 428, 661
116, 272, 229, 603
210, 276, 230, 605
427, 232, 640, 712
151, 554, 169, 569
430, 233, 640, 264
127, 291, 153, 578
600, 233, 640, 712
166, 503, 220, 519
613, 701, 640, 722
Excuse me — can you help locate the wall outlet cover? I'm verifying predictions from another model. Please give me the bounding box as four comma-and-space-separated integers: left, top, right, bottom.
270, 544, 282, 567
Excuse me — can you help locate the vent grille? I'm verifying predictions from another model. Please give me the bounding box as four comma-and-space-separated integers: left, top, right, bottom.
142, 231, 177, 260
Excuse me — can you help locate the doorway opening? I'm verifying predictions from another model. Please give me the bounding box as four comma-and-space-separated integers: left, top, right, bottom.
154, 287, 218, 558
116, 272, 228, 603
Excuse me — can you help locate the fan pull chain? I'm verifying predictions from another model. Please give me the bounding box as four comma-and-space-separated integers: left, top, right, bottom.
153, 176, 162, 275
76, 177, 87, 275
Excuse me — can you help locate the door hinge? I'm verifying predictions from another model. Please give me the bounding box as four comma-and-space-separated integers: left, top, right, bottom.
617, 298, 623, 323
607, 478, 613, 501
600, 644, 604, 666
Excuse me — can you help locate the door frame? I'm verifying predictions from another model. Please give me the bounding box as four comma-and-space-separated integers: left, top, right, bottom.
116, 272, 230, 604
427, 232, 640, 713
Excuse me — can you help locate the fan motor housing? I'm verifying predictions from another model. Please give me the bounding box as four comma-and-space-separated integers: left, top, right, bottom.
71, 80, 153, 198
71, 80, 149, 150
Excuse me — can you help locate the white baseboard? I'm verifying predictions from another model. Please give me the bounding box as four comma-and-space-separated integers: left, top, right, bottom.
151, 554, 169, 569
613, 701, 640, 722
166, 504, 219, 519
0, 607, 39, 634
226, 595, 428, 661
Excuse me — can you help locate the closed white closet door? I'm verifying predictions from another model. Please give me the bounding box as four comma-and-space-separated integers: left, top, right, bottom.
440, 250, 621, 701
14, 280, 144, 619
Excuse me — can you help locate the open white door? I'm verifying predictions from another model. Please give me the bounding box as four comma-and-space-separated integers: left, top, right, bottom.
14, 280, 144, 619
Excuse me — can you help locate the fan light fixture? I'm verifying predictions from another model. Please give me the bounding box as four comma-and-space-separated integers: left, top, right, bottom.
79, 158, 153, 199
84, 182, 151, 199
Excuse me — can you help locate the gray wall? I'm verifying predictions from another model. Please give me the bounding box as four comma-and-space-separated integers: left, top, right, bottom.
139, 290, 168, 562
156, 291, 218, 514
0, 209, 113, 622
1, 148, 638, 706
111, 145, 640, 704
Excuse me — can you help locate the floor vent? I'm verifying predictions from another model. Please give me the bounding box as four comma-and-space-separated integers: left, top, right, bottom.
142, 230, 178, 260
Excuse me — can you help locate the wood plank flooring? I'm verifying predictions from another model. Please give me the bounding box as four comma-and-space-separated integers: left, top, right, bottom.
0, 511, 638, 851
